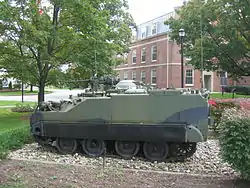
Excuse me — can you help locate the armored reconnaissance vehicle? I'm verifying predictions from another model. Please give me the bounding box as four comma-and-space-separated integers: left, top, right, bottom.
30, 79, 212, 162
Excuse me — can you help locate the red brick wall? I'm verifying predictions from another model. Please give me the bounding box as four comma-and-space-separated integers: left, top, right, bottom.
169, 41, 181, 63
194, 70, 202, 89
212, 72, 222, 92
167, 64, 181, 88
115, 33, 237, 92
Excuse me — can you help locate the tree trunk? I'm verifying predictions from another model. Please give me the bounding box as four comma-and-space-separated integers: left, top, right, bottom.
38, 81, 45, 105
30, 85, 33, 92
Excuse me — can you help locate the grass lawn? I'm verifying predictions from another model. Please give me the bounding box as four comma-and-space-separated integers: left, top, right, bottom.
0, 108, 30, 133
0, 90, 52, 96
0, 101, 37, 107
210, 92, 250, 99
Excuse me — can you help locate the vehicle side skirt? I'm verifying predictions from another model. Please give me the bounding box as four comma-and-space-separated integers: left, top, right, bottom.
35, 121, 187, 142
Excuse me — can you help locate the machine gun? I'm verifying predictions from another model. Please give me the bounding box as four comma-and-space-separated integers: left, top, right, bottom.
65, 75, 120, 97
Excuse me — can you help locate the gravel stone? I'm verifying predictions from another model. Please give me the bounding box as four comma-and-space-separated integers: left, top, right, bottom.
7, 139, 238, 177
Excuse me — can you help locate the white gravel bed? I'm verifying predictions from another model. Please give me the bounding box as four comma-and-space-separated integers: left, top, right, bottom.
7, 139, 237, 177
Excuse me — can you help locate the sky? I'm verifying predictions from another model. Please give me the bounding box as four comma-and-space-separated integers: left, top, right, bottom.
127, 0, 185, 25
40, 0, 185, 25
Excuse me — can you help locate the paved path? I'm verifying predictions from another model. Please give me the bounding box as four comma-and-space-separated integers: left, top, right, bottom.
0, 89, 84, 102
0, 106, 15, 108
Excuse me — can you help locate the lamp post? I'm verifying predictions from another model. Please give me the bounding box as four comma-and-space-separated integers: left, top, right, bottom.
179, 28, 185, 88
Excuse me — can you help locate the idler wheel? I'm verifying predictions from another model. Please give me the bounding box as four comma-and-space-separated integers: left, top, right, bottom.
55, 138, 78, 154
81, 139, 106, 157
169, 142, 197, 161
115, 141, 140, 159
179, 143, 197, 158
143, 142, 169, 162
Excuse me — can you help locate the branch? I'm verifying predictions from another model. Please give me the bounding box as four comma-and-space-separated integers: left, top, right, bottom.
47, 4, 60, 56
25, 65, 40, 81
242, 33, 250, 45
28, 46, 38, 61
207, 31, 246, 75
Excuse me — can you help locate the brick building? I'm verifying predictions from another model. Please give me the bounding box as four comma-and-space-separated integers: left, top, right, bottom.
114, 11, 249, 92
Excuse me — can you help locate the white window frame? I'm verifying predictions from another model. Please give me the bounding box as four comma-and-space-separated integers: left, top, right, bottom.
185, 56, 192, 61
124, 71, 128, 80
141, 27, 146, 39
141, 71, 146, 83
132, 50, 136, 64
151, 23, 157, 35
151, 69, 157, 85
141, 48, 146, 63
185, 69, 194, 86
151, 45, 157, 62
132, 71, 136, 80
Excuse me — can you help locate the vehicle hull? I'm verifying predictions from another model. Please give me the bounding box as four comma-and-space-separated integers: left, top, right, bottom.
30, 90, 212, 162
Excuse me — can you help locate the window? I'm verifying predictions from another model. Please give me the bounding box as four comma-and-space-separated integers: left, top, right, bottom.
132, 71, 136, 80
151, 69, 156, 84
220, 71, 227, 78
123, 53, 128, 65
151, 23, 157, 35
132, 50, 136, 64
141, 48, 146, 63
185, 56, 192, 61
141, 27, 146, 39
124, 71, 128, 80
185, 69, 193, 85
151, 45, 157, 61
141, 71, 146, 83
220, 71, 228, 86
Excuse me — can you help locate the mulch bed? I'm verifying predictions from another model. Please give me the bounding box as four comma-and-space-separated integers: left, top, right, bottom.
0, 159, 250, 188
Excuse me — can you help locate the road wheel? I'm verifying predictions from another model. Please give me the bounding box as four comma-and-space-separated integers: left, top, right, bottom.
143, 142, 169, 162
81, 139, 106, 157
115, 141, 140, 159
55, 138, 78, 154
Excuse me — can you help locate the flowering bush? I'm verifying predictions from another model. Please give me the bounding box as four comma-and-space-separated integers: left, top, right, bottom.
209, 98, 250, 132
209, 99, 240, 132
217, 108, 250, 180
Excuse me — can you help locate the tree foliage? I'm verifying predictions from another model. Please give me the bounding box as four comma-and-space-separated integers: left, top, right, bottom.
165, 0, 250, 80
0, 0, 135, 103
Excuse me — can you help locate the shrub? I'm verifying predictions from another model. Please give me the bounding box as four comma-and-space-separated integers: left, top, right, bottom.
11, 104, 36, 113
223, 85, 250, 95
0, 126, 33, 159
8, 81, 12, 90
217, 108, 250, 180
209, 99, 241, 132
13, 83, 21, 90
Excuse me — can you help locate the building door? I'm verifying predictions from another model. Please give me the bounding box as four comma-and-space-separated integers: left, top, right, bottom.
204, 75, 212, 91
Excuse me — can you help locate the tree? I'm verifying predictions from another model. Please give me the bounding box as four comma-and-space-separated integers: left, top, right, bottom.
0, 0, 135, 104
165, 0, 250, 80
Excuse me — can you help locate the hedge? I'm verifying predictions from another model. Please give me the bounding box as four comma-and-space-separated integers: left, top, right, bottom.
223, 85, 250, 95
217, 108, 250, 180
0, 126, 33, 159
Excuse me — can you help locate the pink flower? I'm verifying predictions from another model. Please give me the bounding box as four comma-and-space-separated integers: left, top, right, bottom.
208, 99, 217, 106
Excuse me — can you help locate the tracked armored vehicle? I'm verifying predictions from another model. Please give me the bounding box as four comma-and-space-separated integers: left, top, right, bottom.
30, 86, 212, 162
